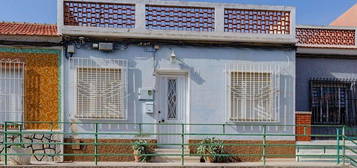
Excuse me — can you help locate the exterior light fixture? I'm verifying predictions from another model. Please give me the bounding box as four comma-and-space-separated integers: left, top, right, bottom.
170, 50, 177, 64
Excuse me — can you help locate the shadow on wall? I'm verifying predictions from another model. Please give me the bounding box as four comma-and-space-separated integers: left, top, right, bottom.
180, 62, 205, 85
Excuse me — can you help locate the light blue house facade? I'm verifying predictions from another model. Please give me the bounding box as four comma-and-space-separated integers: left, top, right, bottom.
59, 0, 297, 144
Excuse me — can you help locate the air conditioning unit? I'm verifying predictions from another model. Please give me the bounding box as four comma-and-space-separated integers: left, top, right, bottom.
99, 43, 113, 51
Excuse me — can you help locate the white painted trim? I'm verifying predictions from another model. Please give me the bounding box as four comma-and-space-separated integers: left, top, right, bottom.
296, 44, 357, 49
135, 3, 145, 30
186, 70, 191, 139
296, 111, 312, 114
290, 7, 296, 39
62, 27, 295, 44
57, 0, 64, 35
155, 69, 189, 75
297, 25, 357, 30
215, 6, 225, 33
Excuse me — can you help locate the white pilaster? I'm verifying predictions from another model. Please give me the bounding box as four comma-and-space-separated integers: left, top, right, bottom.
215, 6, 225, 33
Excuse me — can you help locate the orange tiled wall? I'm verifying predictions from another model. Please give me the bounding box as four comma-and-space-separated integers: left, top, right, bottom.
295, 112, 312, 141
0, 52, 59, 129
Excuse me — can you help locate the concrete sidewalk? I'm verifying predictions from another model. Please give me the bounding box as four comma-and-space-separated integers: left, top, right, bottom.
0, 161, 349, 168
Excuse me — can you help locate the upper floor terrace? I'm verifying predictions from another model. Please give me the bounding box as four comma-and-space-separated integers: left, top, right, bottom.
58, 0, 296, 44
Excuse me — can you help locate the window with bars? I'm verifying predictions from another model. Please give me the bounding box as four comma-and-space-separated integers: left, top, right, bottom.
229, 72, 277, 122
71, 57, 127, 120
76, 68, 124, 119
0, 59, 24, 124
310, 80, 356, 125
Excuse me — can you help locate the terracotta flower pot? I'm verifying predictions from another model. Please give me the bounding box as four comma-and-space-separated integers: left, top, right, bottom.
203, 151, 215, 163
133, 150, 142, 162
205, 155, 215, 163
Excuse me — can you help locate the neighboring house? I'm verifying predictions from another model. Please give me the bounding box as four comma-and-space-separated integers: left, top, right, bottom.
294, 22, 357, 160
58, 0, 296, 162
0, 22, 63, 162
331, 3, 357, 27
296, 3, 357, 140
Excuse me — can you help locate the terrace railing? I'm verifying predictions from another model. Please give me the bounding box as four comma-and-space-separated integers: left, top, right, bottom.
0, 121, 356, 166
58, 0, 296, 43
296, 25, 357, 49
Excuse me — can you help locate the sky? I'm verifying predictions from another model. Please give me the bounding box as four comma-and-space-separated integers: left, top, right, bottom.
0, 0, 356, 25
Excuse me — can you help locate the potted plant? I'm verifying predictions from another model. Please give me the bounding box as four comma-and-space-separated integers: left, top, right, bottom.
132, 140, 150, 162
8, 144, 32, 165
197, 137, 225, 163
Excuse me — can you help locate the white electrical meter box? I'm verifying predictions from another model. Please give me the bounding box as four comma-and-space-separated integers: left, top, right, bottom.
138, 88, 154, 101
144, 102, 154, 114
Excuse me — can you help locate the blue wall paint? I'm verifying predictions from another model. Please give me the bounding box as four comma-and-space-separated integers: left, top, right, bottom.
64, 44, 296, 140
296, 57, 357, 111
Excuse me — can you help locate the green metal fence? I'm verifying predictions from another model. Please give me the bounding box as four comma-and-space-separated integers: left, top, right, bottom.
0, 121, 357, 166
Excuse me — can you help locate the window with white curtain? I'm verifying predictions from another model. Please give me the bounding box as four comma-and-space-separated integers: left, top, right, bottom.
71, 58, 127, 120
227, 64, 280, 122
0, 59, 24, 124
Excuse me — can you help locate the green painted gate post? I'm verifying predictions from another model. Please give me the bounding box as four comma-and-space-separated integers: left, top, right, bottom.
95, 123, 98, 165
181, 123, 185, 166
19, 123, 23, 147
4, 122, 8, 165
263, 125, 267, 166
342, 126, 346, 165
336, 128, 340, 164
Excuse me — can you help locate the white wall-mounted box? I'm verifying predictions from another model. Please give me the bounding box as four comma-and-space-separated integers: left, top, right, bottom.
144, 102, 154, 114
138, 88, 154, 101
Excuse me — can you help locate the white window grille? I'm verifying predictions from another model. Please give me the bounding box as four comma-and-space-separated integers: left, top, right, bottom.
0, 59, 24, 124
70, 57, 128, 120
226, 64, 280, 122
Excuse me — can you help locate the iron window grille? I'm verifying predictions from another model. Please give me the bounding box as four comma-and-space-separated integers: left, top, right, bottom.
310, 79, 357, 126
226, 64, 281, 122
0, 59, 25, 124
167, 79, 177, 120
70, 57, 128, 120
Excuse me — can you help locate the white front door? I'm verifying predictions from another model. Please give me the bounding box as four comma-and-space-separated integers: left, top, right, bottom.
156, 75, 187, 148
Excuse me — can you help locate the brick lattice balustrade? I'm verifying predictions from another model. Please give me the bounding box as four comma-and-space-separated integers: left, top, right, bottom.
224, 9, 290, 34
61, 0, 295, 41
145, 5, 215, 32
63, 1, 135, 28
296, 28, 355, 46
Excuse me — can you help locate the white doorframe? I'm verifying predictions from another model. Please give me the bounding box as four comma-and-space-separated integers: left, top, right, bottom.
155, 72, 189, 148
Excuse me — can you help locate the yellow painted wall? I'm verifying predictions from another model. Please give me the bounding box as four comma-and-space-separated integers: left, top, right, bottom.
0, 52, 59, 129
